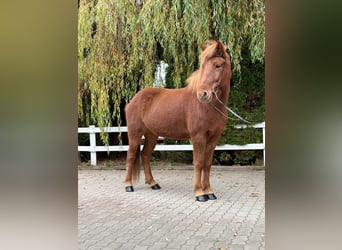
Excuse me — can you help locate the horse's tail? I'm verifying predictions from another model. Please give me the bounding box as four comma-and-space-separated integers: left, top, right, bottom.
132, 145, 141, 182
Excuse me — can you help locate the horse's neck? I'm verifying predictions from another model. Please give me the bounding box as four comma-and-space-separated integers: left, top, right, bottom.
219, 66, 231, 104
219, 80, 230, 104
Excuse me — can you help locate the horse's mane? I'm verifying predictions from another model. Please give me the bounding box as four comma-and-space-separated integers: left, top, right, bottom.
186, 70, 200, 94
186, 40, 222, 93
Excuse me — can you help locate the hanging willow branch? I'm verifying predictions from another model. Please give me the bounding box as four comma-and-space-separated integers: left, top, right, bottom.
78, 0, 265, 144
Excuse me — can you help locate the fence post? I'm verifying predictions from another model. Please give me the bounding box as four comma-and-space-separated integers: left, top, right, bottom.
262, 125, 265, 166
89, 125, 97, 166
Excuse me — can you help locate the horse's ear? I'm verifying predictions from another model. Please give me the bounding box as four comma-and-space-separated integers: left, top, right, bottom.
201, 41, 211, 51
201, 43, 207, 51
215, 41, 226, 57
201, 40, 215, 51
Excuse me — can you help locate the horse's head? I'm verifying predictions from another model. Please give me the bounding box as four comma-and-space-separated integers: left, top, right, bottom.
196, 40, 231, 103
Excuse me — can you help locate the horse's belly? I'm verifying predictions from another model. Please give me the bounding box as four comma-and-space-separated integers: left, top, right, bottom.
142, 109, 189, 139
158, 129, 190, 140
144, 118, 190, 139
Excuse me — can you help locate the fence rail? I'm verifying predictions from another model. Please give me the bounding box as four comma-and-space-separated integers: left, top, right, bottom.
78, 122, 265, 166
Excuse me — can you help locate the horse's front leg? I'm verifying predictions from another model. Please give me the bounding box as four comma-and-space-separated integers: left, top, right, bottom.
201, 138, 219, 200
192, 138, 208, 202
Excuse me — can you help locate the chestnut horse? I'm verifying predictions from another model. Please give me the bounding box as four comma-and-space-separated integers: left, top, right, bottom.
124, 40, 231, 202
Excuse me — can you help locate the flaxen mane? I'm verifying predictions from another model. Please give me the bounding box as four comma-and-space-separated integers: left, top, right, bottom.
186, 70, 200, 94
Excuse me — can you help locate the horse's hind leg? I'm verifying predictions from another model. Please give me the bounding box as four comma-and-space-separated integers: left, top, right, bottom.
141, 133, 161, 190
125, 134, 141, 192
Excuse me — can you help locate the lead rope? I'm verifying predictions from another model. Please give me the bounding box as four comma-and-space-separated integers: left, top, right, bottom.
211, 88, 251, 124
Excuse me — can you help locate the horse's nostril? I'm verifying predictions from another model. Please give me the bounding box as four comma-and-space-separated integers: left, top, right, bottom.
197, 90, 211, 103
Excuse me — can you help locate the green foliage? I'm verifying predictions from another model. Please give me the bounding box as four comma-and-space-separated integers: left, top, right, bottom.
217, 43, 264, 165
218, 152, 233, 165
78, 0, 265, 146
220, 126, 263, 146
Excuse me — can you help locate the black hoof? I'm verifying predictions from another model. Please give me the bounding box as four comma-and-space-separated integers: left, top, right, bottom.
207, 193, 217, 200
151, 184, 161, 190
196, 195, 208, 202
125, 186, 134, 192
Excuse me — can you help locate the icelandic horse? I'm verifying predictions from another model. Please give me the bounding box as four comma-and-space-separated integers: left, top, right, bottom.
124, 40, 231, 202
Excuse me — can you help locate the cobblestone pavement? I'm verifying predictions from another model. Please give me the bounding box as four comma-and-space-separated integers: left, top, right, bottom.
78, 166, 265, 250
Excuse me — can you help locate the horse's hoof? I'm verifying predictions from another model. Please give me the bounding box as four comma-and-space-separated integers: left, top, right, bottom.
151, 184, 161, 190
196, 195, 208, 202
125, 186, 134, 192
207, 193, 217, 200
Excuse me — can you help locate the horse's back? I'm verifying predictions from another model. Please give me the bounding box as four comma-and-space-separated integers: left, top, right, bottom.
125, 88, 164, 119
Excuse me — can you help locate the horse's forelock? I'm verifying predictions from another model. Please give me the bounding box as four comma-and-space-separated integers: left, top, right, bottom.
199, 41, 218, 63
200, 40, 228, 63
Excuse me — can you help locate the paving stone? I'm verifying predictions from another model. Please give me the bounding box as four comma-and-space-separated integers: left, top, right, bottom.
245, 240, 260, 249
78, 167, 264, 249
230, 244, 245, 250
232, 235, 248, 244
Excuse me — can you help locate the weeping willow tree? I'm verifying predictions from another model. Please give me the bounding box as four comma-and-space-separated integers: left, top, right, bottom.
78, 0, 265, 145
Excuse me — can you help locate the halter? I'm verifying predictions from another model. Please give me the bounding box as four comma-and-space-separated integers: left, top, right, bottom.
210, 87, 251, 124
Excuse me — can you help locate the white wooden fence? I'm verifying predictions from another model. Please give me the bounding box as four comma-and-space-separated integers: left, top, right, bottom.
78, 122, 265, 166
